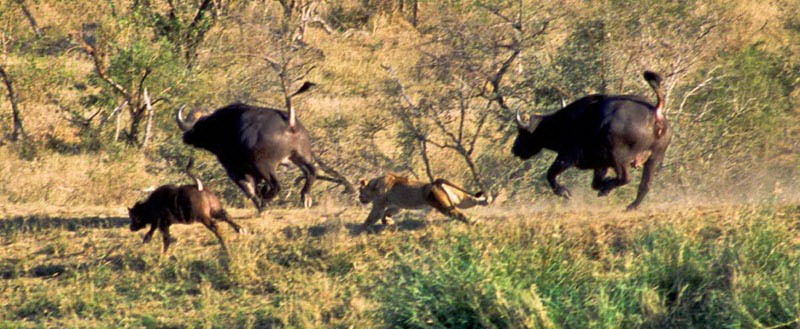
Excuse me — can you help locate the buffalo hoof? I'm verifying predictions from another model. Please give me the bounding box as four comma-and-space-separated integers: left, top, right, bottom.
255, 204, 266, 215
554, 186, 572, 199
302, 196, 313, 209
142, 234, 153, 244
625, 203, 640, 211
598, 185, 615, 197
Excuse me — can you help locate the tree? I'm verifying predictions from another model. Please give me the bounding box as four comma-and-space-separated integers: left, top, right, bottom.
382, 1, 550, 193
133, 0, 219, 69
79, 6, 188, 147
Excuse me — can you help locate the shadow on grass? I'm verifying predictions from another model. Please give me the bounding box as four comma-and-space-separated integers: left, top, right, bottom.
346, 217, 429, 236
0, 215, 129, 234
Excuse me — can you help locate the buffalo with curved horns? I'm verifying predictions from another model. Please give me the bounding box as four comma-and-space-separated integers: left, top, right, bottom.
512, 71, 671, 210
175, 82, 317, 213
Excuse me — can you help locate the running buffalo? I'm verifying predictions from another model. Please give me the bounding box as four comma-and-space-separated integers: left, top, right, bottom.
512, 71, 671, 210
175, 83, 317, 213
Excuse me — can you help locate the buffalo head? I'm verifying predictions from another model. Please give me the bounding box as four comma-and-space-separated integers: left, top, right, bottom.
128, 202, 148, 232
511, 109, 545, 160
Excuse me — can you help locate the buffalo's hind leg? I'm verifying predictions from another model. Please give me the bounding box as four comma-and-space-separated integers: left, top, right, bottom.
290, 154, 316, 208
203, 220, 228, 252
627, 150, 665, 211
214, 209, 242, 234
546, 155, 576, 199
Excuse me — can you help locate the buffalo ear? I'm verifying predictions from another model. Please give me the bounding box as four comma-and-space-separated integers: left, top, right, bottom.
359, 179, 367, 187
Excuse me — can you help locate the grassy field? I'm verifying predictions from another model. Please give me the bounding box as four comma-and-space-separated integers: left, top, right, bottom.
1, 1, 799, 328
1, 200, 798, 329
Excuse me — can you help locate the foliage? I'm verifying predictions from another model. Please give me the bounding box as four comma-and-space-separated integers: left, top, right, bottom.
0, 0, 797, 206
371, 206, 800, 329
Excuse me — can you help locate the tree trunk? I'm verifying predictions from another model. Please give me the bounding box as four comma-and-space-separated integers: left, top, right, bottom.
0, 65, 26, 141
141, 89, 155, 147
419, 139, 435, 183
412, 0, 418, 27
127, 104, 146, 146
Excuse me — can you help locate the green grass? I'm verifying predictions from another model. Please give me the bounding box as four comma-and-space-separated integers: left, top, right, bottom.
0, 204, 798, 328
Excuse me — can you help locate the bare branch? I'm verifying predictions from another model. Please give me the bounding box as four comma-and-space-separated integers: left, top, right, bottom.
84, 44, 131, 101
486, 48, 520, 111
99, 99, 128, 127
0, 64, 26, 141
477, 3, 517, 30
313, 152, 355, 194
381, 64, 417, 108
678, 66, 721, 117
13, 0, 42, 38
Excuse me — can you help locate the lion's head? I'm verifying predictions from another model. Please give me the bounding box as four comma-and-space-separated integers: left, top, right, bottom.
358, 177, 383, 204
358, 173, 407, 204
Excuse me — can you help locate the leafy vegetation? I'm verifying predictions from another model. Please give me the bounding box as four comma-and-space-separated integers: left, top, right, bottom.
0, 0, 796, 206
0, 205, 798, 328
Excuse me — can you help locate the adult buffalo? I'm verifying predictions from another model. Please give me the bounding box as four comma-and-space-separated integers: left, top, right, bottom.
512, 71, 671, 210
175, 83, 316, 213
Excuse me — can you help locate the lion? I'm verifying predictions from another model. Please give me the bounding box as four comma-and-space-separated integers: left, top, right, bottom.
357, 173, 491, 229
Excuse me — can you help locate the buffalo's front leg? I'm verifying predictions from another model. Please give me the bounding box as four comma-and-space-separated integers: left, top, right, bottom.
382, 207, 400, 225
160, 225, 176, 253
260, 172, 281, 205
546, 156, 575, 199
591, 168, 608, 191
627, 148, 666, 210
142, 224, 157, 244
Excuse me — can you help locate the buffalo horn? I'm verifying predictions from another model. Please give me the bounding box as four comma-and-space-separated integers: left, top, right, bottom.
175, 105, 191, 131
515, 109, 527, 129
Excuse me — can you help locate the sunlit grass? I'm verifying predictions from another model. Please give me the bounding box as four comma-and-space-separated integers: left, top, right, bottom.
0, 203, 798, 328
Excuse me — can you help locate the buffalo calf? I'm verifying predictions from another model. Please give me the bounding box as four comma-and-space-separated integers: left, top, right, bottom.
128, 184, 242, 253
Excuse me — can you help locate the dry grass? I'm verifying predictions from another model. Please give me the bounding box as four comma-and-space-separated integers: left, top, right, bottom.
0, 200, 798, 328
